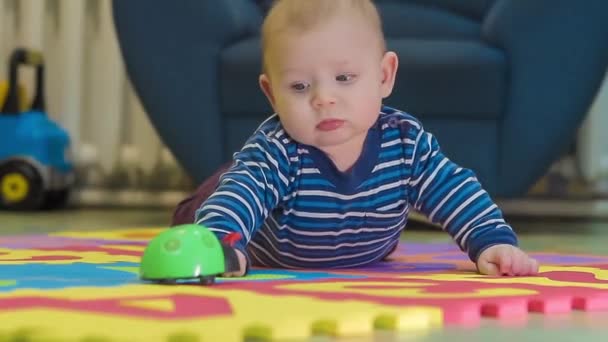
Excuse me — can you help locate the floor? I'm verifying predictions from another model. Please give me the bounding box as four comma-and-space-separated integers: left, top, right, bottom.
2, 208, 608, 341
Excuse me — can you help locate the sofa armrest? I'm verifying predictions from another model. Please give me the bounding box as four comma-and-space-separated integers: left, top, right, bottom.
112, 0, 263, 183
480, 0, 608, 196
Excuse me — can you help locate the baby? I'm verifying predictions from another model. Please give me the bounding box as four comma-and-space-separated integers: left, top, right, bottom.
173, 0, 539, 277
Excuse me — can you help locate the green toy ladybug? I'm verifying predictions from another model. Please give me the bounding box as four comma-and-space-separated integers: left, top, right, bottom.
139, 224, 242, 285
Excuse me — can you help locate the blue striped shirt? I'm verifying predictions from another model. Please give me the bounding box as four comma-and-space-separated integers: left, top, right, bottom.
195, 106, 518, 269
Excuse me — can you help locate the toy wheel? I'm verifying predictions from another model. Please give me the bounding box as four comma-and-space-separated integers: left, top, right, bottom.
42, 189, 70, 210
0, 161, 44, 210
200, 276, 215, 285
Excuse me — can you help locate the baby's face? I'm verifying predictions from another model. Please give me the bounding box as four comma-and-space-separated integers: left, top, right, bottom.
260, 14, 397, 152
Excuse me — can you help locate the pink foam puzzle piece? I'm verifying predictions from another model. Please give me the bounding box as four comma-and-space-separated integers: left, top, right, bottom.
573, 293, 608, 311
481, 298, 529, 319
528, 295, 574, 314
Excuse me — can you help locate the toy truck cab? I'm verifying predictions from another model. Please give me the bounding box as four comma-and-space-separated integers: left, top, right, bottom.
0, 48, 74, 210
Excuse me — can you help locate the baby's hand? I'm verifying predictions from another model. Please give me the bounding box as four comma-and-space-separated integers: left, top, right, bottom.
221, 248, 248, 277
476, 244, 539, 276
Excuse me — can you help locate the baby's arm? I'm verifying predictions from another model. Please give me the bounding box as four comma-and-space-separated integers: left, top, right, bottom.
222, 248, 249, 277
403, 117, 538, 276
195, 132, 291, 276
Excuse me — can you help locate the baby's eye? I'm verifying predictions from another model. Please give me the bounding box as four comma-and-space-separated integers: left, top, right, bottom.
290, 82, 309, 92
336, 74, 356, 82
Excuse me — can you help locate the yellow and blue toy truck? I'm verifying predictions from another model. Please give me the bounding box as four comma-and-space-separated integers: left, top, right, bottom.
0, 48, 74, 210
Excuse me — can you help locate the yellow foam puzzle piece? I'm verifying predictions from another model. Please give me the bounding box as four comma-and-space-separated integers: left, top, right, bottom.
50, 228, 165, 241
0, 284, 443, 341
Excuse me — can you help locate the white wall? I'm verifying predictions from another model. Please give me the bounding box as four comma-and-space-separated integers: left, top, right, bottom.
578, 71, 608, 183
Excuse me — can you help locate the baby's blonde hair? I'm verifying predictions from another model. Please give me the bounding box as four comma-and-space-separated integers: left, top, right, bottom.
260, 0, 386, 73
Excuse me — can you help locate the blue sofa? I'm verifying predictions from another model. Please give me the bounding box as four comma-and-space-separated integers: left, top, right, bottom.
112, 0, 608, 198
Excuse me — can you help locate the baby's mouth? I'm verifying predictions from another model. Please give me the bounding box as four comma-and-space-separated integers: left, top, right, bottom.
316, 119, 345, 132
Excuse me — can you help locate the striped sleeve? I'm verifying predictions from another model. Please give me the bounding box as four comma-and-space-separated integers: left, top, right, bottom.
194, 130, 291, 254
403, 118, 518, 262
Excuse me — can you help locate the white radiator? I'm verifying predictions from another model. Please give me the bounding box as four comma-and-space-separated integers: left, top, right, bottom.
578, 71, 608, 189
0, 0, 192, 203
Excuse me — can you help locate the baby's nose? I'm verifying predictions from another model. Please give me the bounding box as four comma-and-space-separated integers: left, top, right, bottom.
312, 89, 336, 108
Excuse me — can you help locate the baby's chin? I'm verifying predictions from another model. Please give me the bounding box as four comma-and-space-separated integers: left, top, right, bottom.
302, 132, 361, 150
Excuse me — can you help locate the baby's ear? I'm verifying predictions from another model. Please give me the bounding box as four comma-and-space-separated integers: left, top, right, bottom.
380, 51, 399, 98
259, 74, 277, 110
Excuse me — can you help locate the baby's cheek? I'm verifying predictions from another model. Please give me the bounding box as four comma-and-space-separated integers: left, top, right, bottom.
282, 118, 312, 144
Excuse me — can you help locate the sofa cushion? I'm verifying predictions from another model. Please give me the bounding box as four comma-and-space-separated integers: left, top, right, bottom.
386, 38, 506, 119
255, 0, 273, 13
220, 37, 272, 118
255, 1, 484, 40
255, 0, 496, 21
380, 0, 496, 21
377, 2, 482, 40
220, 36, 506, 120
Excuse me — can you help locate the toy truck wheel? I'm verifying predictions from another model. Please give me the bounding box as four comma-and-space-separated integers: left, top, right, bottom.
43, 189, 70, 209
0, 161, 45, 210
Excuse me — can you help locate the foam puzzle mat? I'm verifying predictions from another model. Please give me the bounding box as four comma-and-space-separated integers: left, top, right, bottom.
3, 228, 608, 341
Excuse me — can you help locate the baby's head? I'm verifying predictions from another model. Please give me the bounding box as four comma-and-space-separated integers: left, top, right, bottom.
258, 0, 398, 154
260, 0, 386, 73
